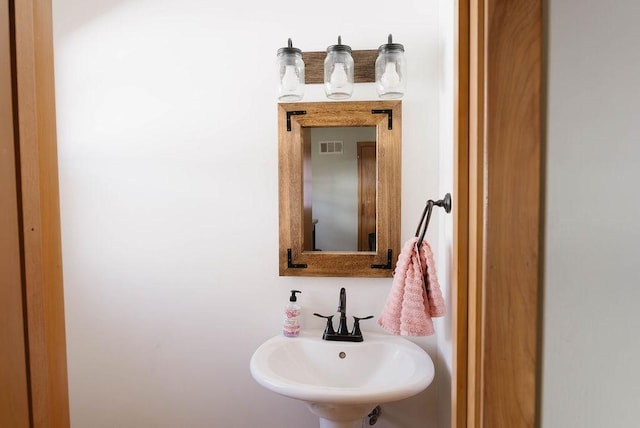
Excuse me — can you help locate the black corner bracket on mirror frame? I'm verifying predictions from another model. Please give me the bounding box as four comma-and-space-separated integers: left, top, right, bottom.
371, 109, 393, 130
371, 249, 393, 269
286, 111, 307, 132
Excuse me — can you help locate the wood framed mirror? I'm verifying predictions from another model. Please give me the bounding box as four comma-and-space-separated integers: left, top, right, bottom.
278, 100, 401, 277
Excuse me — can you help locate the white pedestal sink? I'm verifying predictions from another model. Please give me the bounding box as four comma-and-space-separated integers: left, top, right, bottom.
250, 331, 434, 428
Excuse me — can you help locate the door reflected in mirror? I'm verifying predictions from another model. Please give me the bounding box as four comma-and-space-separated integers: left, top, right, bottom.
304, 127, 376, 252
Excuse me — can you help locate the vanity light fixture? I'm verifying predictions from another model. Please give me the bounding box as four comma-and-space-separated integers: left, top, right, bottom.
324, 36, 354, 99
375, 34, 406, 99
277, 38, 305, 101
281, 35, 404, 100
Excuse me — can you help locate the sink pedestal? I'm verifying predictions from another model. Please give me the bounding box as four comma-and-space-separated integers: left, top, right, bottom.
318, 418, 360, 428
308, 402, 375, 428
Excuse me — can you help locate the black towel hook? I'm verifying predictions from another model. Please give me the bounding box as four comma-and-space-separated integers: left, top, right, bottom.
415, 193, 452, 247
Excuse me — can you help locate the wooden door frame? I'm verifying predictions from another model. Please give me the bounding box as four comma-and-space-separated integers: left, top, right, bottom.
454, 0, 542, 427
1, 0, 31, 425
7, 0, 70, 426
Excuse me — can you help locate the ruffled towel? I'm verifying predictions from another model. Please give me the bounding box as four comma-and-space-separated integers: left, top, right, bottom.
378, 237, 446, 336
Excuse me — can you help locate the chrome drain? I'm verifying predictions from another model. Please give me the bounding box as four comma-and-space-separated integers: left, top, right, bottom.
338, 351, 346, 359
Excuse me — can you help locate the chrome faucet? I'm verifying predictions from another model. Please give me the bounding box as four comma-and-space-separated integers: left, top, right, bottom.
314, 288, 373, 342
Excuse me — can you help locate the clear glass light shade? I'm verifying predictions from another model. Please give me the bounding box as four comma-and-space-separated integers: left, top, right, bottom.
277, 39, 304, 101
324, 36, 354, 100
375, 35, 406, 99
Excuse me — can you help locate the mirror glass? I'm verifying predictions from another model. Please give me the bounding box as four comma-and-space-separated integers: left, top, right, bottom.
304, 126, 377, 252
278, 100, 401, 278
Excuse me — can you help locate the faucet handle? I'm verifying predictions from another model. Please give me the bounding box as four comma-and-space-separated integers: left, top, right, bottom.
313, 313, 336, 338
351, 315, 374, 338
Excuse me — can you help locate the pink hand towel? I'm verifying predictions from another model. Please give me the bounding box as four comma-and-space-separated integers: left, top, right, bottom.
378, 237, 446, 336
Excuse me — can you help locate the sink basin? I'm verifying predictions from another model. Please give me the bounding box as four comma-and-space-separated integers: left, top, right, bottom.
250, 331, 434, 428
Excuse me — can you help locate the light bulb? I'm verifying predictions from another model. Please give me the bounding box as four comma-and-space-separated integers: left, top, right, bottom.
330, 63, 348, 89
380, 62, 400, 88
281, 65, 299, 92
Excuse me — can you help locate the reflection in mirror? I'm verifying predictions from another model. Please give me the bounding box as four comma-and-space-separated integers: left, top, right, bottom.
304, 127, 376, 252
278, 100, 401, 278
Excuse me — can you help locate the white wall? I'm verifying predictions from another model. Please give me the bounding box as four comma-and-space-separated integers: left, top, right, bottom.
435, 1, 454, 427
543, 1, 640, 426
52, 0, 453, 427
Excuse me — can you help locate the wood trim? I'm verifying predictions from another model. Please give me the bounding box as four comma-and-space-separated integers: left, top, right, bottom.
466, 0, 487, 424
452, 0, 470, 426
455, 0, 542, 426
13, 0, 70, 426
0, 0, 31, 425
482, 0, 541, 425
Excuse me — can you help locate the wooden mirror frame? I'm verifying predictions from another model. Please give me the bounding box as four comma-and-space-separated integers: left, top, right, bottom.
278, 100, 401, 277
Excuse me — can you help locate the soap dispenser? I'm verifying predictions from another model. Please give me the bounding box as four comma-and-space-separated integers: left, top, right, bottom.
283, 290, 302, 337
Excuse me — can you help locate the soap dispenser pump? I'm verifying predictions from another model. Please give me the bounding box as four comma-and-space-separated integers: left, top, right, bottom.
283, 290, 302, 337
